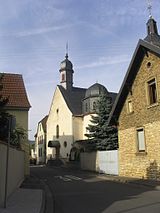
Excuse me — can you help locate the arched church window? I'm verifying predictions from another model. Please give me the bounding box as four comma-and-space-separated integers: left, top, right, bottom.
56, 125, 59, 138
64, 141, 67, 147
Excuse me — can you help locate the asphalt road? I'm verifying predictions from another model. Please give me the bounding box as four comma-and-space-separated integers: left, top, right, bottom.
30, 165, 160, 213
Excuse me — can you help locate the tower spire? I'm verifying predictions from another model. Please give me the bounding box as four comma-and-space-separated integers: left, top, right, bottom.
65, 42, 69, 59
60, 44, 74, 90
144, 1, 160, 47
147, 0, 152, 18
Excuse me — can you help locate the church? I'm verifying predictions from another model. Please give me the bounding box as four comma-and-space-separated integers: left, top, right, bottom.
46, 53, 117, 161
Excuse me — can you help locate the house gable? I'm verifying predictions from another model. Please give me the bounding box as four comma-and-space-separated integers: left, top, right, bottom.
109, 39, 160, 125
0, 73, 31, 110
46, 86, 75, 159
47, 86, 73, 143
119, 49, 160, 130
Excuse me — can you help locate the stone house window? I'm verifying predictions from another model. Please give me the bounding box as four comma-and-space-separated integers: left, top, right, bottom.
127, 100, 133, 113
137, 128, 145, 152
147, 78, 157, 105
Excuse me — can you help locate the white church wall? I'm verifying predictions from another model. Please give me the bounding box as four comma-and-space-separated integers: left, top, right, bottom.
46, 87, 73, 159
73, 116, 83, 141
83, 113, 96, 139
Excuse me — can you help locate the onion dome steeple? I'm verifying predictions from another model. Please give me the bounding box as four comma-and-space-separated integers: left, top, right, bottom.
59, 50, 74, 90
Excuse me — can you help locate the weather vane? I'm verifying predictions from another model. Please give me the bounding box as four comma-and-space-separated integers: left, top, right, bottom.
147, 0, 152, 18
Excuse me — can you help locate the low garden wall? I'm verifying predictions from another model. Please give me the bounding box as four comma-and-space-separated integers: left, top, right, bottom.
0, 141, 24, 207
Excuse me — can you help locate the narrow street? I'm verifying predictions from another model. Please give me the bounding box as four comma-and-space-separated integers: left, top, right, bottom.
28, 165, 160, 213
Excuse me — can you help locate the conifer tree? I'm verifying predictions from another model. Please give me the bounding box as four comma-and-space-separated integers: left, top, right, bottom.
85, 94, 118, 151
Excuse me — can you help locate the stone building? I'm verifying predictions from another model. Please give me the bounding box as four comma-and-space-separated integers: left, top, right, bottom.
46, 54, 117, 161
109, 16, 160, 180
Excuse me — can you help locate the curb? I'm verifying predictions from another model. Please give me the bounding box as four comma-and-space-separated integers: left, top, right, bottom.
38, 178, 54, 213
97, 174, 160, 190
39, 190, 45, 213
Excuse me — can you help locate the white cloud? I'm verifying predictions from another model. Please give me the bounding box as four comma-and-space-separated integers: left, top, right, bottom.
76, 55, 130, 69
0, 24, 75, 38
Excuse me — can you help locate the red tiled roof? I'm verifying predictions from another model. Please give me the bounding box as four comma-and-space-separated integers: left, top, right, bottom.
0, 73, 31, 109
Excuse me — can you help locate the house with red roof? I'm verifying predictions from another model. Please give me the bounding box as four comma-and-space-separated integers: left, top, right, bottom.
0, 73, 31, 175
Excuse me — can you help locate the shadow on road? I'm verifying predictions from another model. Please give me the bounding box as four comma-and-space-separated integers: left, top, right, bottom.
22, 165, 160, 213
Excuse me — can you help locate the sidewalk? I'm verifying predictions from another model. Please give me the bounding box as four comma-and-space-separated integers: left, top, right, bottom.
0, 174, 45, 213
0, 188, 43, 213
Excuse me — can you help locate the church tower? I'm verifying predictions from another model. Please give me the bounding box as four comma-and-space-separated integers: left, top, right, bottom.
144, 1, 160, 47
59, 53, 74, 90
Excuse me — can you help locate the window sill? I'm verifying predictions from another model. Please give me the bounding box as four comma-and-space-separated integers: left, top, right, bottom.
127, 111, 134, 115
147, 102, 158, 109
135, 152, 147, 156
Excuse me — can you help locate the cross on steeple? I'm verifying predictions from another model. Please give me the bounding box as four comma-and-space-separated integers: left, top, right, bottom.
147, 0, 152, 18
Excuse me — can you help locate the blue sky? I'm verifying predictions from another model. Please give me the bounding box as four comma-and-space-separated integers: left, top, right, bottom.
0, 0, 160, 140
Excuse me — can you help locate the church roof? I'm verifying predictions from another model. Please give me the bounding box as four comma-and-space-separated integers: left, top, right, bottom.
0, 73, 31, 110
108, 38, 160, 125
85, 83, 108, 99
58, 85, 86, 115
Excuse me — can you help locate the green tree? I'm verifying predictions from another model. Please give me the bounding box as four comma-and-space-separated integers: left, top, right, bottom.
85, 94, 118, 151
10, 126, 27, 148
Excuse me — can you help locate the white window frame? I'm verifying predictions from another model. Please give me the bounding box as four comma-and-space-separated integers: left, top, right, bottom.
136, 128, 146, 152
